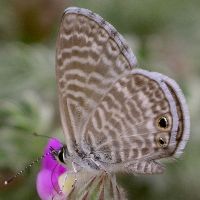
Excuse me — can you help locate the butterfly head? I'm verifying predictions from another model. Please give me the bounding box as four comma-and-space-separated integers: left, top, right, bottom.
51, 145, 69, 165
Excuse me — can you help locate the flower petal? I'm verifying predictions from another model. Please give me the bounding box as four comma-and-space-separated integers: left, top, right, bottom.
42, 138, 64, 170
36, 139, 67, 200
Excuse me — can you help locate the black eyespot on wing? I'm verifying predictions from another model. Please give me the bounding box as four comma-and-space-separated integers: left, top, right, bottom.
158, 116, 169, 129
159, 137, 166, 145
158, 137, 167, 148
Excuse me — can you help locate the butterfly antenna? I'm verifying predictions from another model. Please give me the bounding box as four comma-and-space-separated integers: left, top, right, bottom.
4, 149, 53, 185
32, 132, 57, 140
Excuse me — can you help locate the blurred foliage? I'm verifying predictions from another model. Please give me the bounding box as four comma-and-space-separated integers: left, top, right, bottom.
0, 0, 200, 199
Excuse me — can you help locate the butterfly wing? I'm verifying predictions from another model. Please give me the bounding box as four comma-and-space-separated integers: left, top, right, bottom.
151, 72, 190, 157
56, 7, 137, 153
82, 69, 189, 173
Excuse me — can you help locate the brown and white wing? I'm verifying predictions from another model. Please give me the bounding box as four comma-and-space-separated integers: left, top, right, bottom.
151, 72, 190, 157
83, 69, 187, 173
56, 7, 137, 152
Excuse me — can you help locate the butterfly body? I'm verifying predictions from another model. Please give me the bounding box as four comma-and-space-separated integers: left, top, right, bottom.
55, 6, 190, 199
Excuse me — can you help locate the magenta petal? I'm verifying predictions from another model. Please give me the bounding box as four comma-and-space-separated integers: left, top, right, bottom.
36, 139, 67, 200
37, 169, 57, 200
42, 138, 63, 170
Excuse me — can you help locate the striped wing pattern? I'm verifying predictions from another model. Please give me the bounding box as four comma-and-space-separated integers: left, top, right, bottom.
56, 7, 137, 152
55, 6, 190, 200
151, 72, 190, 157
83, 70, 180, 167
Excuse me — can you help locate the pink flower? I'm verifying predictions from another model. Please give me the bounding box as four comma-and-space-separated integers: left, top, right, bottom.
36, 139, 67, 200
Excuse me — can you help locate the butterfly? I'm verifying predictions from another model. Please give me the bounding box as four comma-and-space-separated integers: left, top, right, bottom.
53, 7, 190, 200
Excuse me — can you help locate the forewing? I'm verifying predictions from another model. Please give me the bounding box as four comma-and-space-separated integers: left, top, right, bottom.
56, 7, 137, 152
83, 69, 179, 166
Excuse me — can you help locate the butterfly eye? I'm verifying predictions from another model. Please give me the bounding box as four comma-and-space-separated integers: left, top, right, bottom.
158, 137, 168, 148
158, 116, 169, 129
58, 149, 65, 164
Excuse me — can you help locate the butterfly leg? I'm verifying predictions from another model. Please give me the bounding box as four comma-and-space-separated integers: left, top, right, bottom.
125, 160, 165, 175
59, 172, 69, 194
89, 156, 111, 176
71, 161, 80, 187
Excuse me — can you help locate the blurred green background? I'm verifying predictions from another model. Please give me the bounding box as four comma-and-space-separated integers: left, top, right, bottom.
0, 0, 199, 199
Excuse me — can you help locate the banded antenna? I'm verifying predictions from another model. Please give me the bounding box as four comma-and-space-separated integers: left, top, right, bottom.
4, 132, 60, 185
4, 150, 54, 185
